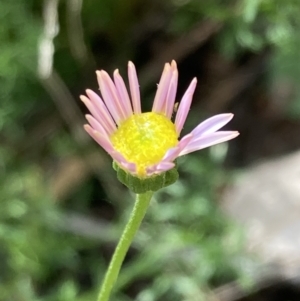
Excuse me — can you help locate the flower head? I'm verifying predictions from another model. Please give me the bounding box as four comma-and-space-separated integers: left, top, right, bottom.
81, 61, 239, 180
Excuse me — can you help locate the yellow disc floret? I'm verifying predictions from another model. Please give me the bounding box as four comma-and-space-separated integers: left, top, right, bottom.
111, 112, 178, 177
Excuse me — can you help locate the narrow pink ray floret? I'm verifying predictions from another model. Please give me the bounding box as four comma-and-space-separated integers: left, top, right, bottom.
81, 61, 239, 178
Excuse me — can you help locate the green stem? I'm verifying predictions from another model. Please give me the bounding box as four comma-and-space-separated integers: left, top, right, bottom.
97, 191, 154, 301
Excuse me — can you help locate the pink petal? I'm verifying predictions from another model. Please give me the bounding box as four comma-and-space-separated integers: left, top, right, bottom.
85, 123, 137, 174
113, 69, 133, 119
81, 93, 116, 135
170, 60, 177, 72
128, 61, 141, 114
179, 131, 239, 156
85, 114, 109, 137
121, 162, 137, 174
110, 151, 137, 174
161, 134, 193, 162
101, 70, 128, 120
120, 162, 137, 174
146, 162, 175, 176
191, 114, 234, 137
97, 71, 126, 124
84, 124, 115, 154
164, 66, 178, 118
152, 63, 172, 114
175, 78, 197, 135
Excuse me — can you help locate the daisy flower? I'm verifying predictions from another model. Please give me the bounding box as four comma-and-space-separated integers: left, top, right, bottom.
81, 61, 239, 180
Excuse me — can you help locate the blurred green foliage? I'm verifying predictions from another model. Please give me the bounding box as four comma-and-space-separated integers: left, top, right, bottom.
0, 0, 53, 147
0, 150, 246, 301
1, 0, 300, 300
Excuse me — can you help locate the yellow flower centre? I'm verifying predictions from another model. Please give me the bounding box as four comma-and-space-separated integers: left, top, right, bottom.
111, 112, 178, 176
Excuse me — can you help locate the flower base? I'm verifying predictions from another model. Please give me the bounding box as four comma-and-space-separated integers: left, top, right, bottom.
113, 161, 179, 193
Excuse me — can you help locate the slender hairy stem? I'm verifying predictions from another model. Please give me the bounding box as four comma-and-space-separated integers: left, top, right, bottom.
97, 191, 154, 301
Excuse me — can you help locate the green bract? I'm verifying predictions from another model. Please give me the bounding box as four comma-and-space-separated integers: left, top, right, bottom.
113, 161, 179, 194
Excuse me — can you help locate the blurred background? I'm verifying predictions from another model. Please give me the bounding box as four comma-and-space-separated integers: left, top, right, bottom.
1, 0, 300, 300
